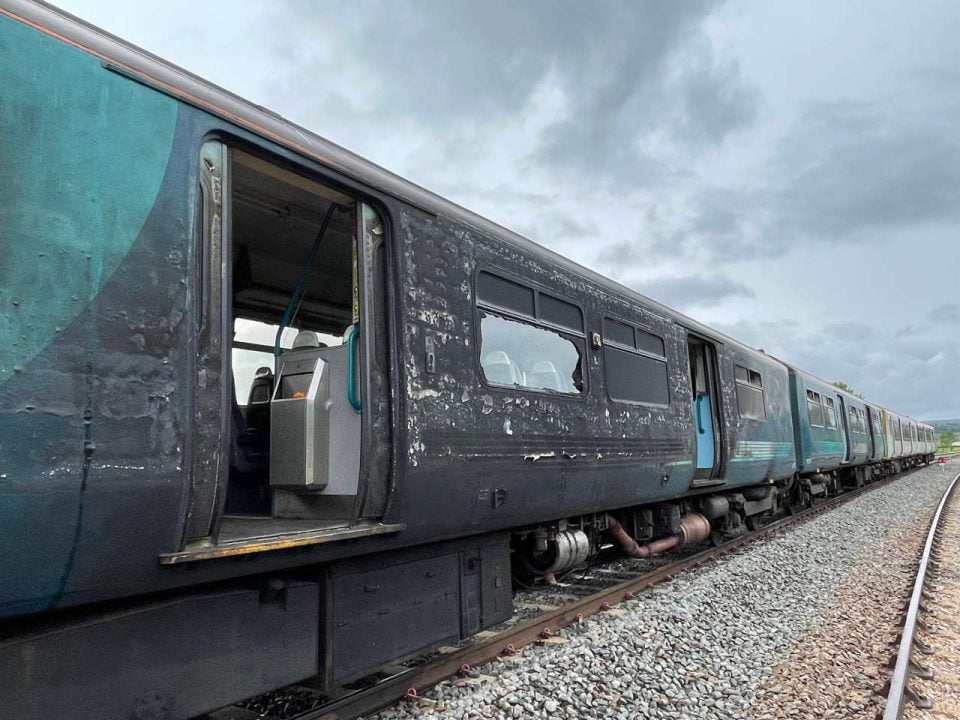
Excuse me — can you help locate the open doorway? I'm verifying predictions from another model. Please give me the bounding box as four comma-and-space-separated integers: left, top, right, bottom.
687, 335, 723, 484
184, 141, 394, 554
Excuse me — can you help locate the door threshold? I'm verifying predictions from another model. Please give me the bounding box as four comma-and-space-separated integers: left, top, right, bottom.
691, 477, 725, 487
159, 521, 405, 565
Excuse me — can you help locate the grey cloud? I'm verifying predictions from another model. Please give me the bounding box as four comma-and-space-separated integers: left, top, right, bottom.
668, 95, 960, 264
531, 5, 759, 185
631, 273, 755, 309
674, 47, 759, 145
770, 102, 960, 238
273, 1, 715, 123
822, 322, 874, 342
929, 303, 960, 323
595, 240, 645, 269
263, 0, 757, 192
712, 316, 960, 419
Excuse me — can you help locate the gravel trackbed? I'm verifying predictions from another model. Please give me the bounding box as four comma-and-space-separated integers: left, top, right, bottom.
366, 460, 956, 720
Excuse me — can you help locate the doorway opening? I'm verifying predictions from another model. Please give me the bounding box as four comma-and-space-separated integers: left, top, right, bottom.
180, 141, 397, 558
687, 336, 723, 484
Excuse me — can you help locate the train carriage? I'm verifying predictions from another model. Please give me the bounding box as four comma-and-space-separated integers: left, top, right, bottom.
787, 368, 847, 475
0, 3, 937, 719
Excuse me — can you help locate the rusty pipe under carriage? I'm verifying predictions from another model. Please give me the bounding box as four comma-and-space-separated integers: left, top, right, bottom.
605, 512, 711, 558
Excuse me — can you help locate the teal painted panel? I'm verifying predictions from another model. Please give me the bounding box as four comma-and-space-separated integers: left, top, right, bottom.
813, 440, 845, 454
0, 15, 178, 385
0, 15, 179, 611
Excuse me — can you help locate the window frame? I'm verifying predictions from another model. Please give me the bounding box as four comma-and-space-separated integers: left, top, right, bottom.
734, 364, 766, 421
806, 389, 824, 427
474, 268, 588, 399
600, 313, 671, 408
823, 396, 838, 429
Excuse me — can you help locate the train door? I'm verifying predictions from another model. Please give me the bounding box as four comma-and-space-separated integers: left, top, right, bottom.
865, 406, 878, 459
687, 336, 723, 483
173, 139, 398, 562
836, 394, 853, 462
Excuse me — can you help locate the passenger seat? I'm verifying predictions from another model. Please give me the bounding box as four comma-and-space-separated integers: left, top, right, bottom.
482, 350, 523, 386
245, 366, 274, 432
527, 360, 562, 391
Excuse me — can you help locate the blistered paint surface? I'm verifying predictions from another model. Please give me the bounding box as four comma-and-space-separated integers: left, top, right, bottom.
390, 208, 697, 533
0, 14, 178, 384
0, 15, 179, 614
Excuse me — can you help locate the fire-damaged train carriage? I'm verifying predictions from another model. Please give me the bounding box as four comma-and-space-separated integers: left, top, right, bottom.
0, 3, 935, 719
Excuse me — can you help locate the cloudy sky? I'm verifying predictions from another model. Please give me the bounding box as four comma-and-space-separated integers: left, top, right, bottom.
57, 0, 960, 419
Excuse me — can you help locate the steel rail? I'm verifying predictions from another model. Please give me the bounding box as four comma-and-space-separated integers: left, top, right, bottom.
882, 469, 960, 719
295, 470, 917, 720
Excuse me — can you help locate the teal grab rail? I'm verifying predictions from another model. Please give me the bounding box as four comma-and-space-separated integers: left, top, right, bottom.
273, 204, 340, 357
347, 325, 361, 413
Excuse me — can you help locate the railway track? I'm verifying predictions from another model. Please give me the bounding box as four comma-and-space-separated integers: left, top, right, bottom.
203, 467, 935, 720
883, 469, 960, 719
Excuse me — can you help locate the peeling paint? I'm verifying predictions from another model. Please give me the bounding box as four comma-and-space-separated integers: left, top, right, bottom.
523, 451, 556, 462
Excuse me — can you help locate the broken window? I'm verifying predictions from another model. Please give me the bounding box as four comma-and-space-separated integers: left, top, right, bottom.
476, 272, 585, 396
479, 312, 583, 394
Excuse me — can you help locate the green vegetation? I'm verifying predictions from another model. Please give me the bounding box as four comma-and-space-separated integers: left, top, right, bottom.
930, 419, 960, 434
831, 381, 864, 399
939, 430, 957, 452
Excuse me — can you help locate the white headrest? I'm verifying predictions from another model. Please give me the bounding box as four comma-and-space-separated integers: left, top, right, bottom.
292, 330, 321, 349
530, 360, 558, 374
483, 350, 512, 366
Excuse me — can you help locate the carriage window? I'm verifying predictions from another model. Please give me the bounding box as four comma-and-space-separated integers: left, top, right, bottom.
540, 293, 583, 333
807, 390, 824, 427
231, 318, 341, 405
734, 364, 765, 420
637, 329, 665, 357
603, 317, 634, 347
476, 272, 586, 396
479, 312, 583, 394
604, 346, 669, 405
477, 272, 535, 317
601, 317, 668, 406
823, 397, 837, 429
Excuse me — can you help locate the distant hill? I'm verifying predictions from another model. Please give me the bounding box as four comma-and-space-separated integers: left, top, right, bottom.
929, 419, 960, 433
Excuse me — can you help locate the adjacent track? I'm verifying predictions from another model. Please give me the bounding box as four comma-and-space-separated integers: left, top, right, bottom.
256, 470, 914, 720
882, 469, 960, 719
